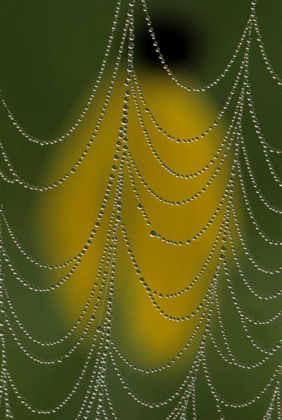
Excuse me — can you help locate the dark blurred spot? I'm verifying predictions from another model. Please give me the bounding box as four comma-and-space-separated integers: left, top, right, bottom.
136, 14, 204, 68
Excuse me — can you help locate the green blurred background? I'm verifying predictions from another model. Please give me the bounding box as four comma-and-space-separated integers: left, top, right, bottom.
0, 0, 282, 418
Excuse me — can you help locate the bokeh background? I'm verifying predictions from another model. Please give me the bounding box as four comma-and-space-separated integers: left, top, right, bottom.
0, 0, 282, 418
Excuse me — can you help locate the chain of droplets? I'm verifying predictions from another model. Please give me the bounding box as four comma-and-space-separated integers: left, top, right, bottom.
224, 260, 282, 327
0, 208, 3, 402
80, 311, 114, 418
75, 344, 104, 420
109, 350, 195, 420
230, 237, 282, 352
109, 348, 189, 408
111, 303, 213, 373
232, 87, 282, 246
205, 351, 282, 410
263, 381, 280, 420
1, 219, 115, 382
126, 100, 243, 237
127, 147, 235, 242
14, 240, 114, 414
238, 18, 282, 159
75, 206, 120, 420
0, 4, 135, 190
4, 260, 104, 419
140, 0, 256, 92
122, 13, 237, 270
229, 221, 282, 300
235, 88, 282, 233
225, 181, 282, 355
82, 33, 136, 414
0, 121, 232, 414
1, 82, 125, 414
81, 61, 131, 419
1, 340, 15, 420
243, 32, 282, 162
6, 333, 100, 414
123, 165, 221, 319
129, 74, 246, 200
277, 377, 282, 420
209, 257, 267, 369
139, 276, 213, 322
244, 86, 282, 187
132, 53, 245, 144
132, 82, 240, 180
102, 407, 111, 420
65, 76, 129, 414
1, 189, 118, 290
80, 238, 118, 420
2, 241, 116, 363
0, 92, 125, 192
238, 132, 282, 214
224, 248, 282, 326
224, 365, 281, 408
224, 260, 282, 359
171, 377, 196, 420
3, 212, 116, 347
109, 328, 210, 409
243, 55, 282, 188
104, 307, 213, 419
201, 353, 225, 419
195, 362, 216, 420
139, 260, 218, 319
177, 378, 196, 420
5, 308, 98, 365
171, 361, 204, 420
231, 200, 282, 274
148, 177, 233, 245
0, 168, 116, 269
224, 253, 282, 354
240, 68, 281, 211
210, 319, 282, 370
0, 0, 124, 145
103, 384, 119, 420
6, 212, 120, 414
89, 80, 129, 416
69, 336, 104, 419
234, 92, 282, 246
166, 311, 215, 420
237, 160, 282, 246
2, 247, 81, 291
253, 13, 282, 86
0, 210, 15, 420
121, 208, 228, 300
126, 128, 233, 207
192, 385, 197, 420
168, 387, 192, 419
209, 278, 280, 370
234, 24, 282, 201
165, 364, 196, 419
89, 220, 121, 419
78, 336, 107, 419
107, 256, 216, 411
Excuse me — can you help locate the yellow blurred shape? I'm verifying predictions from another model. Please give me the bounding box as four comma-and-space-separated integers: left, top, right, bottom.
34, 68, 233, 373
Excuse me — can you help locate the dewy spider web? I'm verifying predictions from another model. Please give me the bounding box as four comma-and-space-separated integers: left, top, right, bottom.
0, 0, 281, 418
